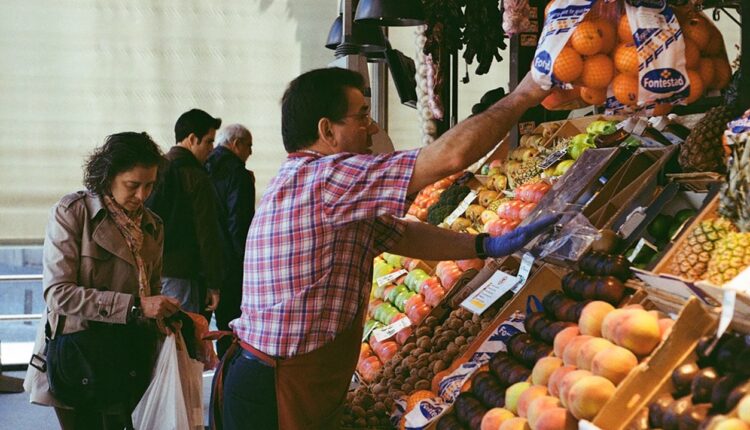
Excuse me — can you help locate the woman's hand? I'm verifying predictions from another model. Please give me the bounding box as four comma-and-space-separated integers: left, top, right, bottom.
141, 295, 180, 319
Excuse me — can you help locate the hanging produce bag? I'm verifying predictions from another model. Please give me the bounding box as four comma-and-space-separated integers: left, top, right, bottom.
532, 0, 731, 113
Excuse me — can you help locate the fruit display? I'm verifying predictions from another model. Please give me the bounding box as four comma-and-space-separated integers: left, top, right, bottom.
679, 106, 742, 174
536, 1, 732, 111
408, 173, 466, 222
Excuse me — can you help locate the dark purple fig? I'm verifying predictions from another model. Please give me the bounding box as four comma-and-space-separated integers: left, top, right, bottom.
581, 278, 599, 301
506, 365, 531, 385
691, 367, 719, 404
595, 276, 626, 305
609, 255, 632, 281
726, 381, 750, 411
672, 362, 700, 398
662, 396, 693, 430
695, 336, 716, 366
454, 392, 485, 426
471, 371, 504, 409
561, 272, 580, 299
543, 291, 567, 318
540, 321, 575, 344
436, 413, 464, 430
531, 343, 554, 363
554, 297, 578, 322
715, 334, 745, 374
677, 403, 711, 430
711, 374, 743, 413
489, 353, 514, 380
531, 316, 553, 341
509, 334, 534, 363
648, 393, 675, 428
572, 300, 591, 321
525, 312, 545, 334
468, 413, 484, 430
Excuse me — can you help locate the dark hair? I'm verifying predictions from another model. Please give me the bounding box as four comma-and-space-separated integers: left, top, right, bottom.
281, 67, 366, 152
83, 132, 165, 196
174, 109, 222, 143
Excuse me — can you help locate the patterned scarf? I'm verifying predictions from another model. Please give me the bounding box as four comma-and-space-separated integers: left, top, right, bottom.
103, 195, 150, 297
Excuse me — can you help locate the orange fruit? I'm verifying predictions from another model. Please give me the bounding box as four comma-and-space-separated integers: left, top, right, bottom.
614, 42, 639, 76
553, 47, 584, 83
571, 21, 604, 56
703, 25, 725, 56
683, 38, 700, 69
581, 54, 615, 89
594, 19, 618, 54
652, 103, 673, 116
613, 74, 639, 106
686, 70, 704, 104
682, 16, 711, 51
698, 57, 715, 87
618, 14, 633, 42
712, 57, 732, 90
580, 86, 607, 105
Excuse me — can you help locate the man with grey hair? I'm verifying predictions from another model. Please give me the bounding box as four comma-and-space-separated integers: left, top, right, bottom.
205, 123, 255, 357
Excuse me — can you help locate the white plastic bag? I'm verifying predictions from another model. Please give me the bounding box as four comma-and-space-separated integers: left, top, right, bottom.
131, 334, 189, 430
176, 332, 205, 430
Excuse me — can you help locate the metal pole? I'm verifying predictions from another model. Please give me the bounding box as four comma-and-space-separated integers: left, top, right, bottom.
741, 1, 750, 110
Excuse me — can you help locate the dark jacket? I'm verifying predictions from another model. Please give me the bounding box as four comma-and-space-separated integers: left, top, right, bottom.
205, 145, 255, 280
145, 146, 223, 291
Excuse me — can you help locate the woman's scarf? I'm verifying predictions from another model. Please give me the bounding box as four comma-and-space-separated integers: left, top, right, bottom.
103, 195, 149, 297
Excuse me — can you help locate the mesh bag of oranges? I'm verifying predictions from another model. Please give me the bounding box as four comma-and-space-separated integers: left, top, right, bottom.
532, 0, 732, 114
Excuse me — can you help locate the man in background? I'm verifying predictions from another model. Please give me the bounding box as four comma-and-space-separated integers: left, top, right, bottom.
146, 109, 223, 315
205, 123, 255, 357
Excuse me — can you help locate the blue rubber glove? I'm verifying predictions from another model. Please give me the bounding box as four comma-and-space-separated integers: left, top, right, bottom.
484, 214, 561, 258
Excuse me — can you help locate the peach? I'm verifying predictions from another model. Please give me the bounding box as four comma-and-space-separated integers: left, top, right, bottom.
499, 417, 531, 430
518, 385, 549, 418
600, 309, 628, 340
591, 345, 638, 385
558, 370, 592, 407
548, 365, 577, 397
715, 418, 750, 430
578, 301, 615, 337
566, 375, 616, 420
576, 338, 614, 371
658, 318, 675, 340
553, 326, 580, 358
615, 309, 661, 356
562, 335, 593, 366
481, 408, 515, 430
527, 396, 561, 429
506, 382, 532, 414
532, 357, 564, 386
535, 407, 577, 430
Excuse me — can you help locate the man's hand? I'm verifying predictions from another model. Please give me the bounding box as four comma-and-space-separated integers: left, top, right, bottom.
484, 214, 561, 258
205, 289, 220, 312
141, 295, 180, 319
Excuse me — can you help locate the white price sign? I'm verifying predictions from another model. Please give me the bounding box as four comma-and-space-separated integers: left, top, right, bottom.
717, 288, 736, 341
443, 191, 478, 226
514, 253, 535, 292
372, 317, 412, 342
461, 270, 521, 315
375, 269, 408, 288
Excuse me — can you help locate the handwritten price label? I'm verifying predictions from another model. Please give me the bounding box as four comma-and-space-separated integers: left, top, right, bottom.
372, 317, 412, 342
514, 253, 535, 292
444, 191, 478, 226
461, 270, 520, 315
375, 269, 408, 288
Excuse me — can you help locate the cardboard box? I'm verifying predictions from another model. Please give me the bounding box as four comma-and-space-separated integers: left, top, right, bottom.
592, 297, 717, 430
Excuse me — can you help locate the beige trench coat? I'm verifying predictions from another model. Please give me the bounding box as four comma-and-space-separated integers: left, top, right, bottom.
24, 191, 163, 408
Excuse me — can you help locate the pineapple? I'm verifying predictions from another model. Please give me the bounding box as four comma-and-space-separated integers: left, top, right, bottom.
706, 126, 750, 285
678, 105, 740, 173
507, 159, 542, 188
669, 218, 736, 280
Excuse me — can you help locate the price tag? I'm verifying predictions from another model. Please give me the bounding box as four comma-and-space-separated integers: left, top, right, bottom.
539, 148, 568, 170
372, 317, 412, 342
375, 269, 407, 288
461, 270, 521, 315
444, 191, 478, 226
636, 9, 666, 29
717, 288, 736, 340
514, 253, 535, 292
626, 237, 658, 263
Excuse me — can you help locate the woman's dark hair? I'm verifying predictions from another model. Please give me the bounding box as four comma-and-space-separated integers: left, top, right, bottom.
281, 67, 366, 153
83, 132, 165, 195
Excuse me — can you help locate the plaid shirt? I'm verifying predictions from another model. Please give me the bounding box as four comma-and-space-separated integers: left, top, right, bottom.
231, 148, 420, 357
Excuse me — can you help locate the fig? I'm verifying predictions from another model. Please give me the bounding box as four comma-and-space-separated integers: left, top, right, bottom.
672, 362, 700, 398
648, 393, 674, 428
454, 392, 486, 426
715, 334, 745, 374
595, 276, 626, 305
726, 381, 750, 411
662, 396, 693, 430
695, 336, 716, 366
562, 272, 583, 300
573, 275, 592, 299
472, 372, 505, 408
609, 255, 632, 281
540, 321, 575, 344
489, 353, 514, 380
525, 312, 546, 336
711, 374, 743, 413
436, 413, 464, 430
543, 291, 568, 318
506, 365, 532, 385
592, 229, 621, 254
554, 297, 579, 322
691, 367, 719, 404
677, 403, 711, 430
509, 333, 535, 362
571, 300, 590, 321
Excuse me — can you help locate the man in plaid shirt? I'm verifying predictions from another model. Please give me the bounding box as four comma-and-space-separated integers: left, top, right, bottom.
216, 68, 555, 430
